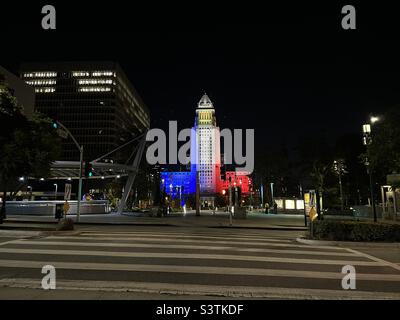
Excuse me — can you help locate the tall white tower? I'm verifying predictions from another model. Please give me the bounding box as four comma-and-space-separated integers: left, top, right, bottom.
193, 93, 221, 200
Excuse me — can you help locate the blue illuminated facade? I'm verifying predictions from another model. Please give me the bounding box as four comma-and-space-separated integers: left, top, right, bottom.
160, 170, 196, 200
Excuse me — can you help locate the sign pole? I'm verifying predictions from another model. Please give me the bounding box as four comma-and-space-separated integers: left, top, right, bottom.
310, 220, 314, 239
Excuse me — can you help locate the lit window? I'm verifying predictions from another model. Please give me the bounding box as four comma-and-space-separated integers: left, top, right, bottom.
26, 79, 56, 86
35, 87, 55, 93
78, 79, 113, 85
92, 71, 114, 77
72, 71, 90, 77
78, 87, 112, 92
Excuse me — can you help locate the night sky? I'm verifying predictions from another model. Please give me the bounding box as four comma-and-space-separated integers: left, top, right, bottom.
2, 2, 400, 154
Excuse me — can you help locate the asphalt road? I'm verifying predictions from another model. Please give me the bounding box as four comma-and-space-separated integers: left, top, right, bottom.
0, 225, 399, 299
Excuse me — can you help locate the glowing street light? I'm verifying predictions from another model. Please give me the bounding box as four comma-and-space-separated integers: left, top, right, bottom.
370, 116, 380, 124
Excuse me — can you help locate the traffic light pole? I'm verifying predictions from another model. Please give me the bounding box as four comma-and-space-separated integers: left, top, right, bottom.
55, 121, 83, 223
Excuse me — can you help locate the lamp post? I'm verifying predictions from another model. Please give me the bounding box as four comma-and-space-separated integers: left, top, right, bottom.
53, 183, 58, 200
27, 186, 32, 201
270, 182, 274, 209
362, 118, 378, 222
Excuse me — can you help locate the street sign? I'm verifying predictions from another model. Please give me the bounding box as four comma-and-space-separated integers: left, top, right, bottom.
64, 183, 72, 200
309, 206, 318, 221
304, 190, 316, 217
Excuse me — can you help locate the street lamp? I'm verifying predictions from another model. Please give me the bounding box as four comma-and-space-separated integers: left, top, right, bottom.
370, 116, 380, 124
53, 183, 58, 200
27, 186, 32, 201
362, 118, 379, 222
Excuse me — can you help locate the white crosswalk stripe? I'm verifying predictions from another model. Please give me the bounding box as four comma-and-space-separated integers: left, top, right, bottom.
0, 229, 399, 299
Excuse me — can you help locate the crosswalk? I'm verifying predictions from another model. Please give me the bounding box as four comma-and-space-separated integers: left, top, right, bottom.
0, 228, 399, 299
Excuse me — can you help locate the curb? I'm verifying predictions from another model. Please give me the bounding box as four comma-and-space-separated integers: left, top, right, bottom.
1, 223, 308, 231
211, 225, 308, 231
296, 237, 400, 248
3, 218, 308, 231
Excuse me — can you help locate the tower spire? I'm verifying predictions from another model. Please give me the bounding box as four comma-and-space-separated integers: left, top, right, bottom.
198, 92, 213, 108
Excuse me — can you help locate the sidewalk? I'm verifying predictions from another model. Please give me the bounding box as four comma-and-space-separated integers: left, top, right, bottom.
1, 211, 308, 231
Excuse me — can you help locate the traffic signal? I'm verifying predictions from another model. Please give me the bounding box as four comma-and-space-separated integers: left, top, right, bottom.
52, 121, 58, 129
84, 161, 93, 177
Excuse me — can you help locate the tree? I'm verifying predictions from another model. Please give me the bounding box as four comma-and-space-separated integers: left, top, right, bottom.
295, 131, 340, 209
366, 106, 400, 176
0, 84, 60, 221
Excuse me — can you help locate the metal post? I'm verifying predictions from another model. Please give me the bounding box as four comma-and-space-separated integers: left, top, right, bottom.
338, 173, 344, 211
249, 186, 253, 210
228, 179, 232, 226
270, 182, 274, 208
381, 186, 386, 218
393, 188, 398, 221
310, 220, 314, 239
302, 190, 307, 227
369, 168, 377, 222
77, 145, 83, 222
195, 171, 200, 216
117, 137, 146, 215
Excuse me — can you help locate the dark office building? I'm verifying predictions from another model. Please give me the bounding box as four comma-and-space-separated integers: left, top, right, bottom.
19, 61, 150, 162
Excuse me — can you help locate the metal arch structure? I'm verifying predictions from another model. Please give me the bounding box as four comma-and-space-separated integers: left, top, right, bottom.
48, 131, 148, 215
116, 134, 147, 214
49, 161, 133, 180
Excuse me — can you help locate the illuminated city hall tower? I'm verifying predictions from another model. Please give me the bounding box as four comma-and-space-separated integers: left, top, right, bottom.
161, 93, 251, 207
193, 93, 221, 203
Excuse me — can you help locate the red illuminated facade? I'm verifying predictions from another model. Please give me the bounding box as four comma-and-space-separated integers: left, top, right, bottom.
219, 171, 252, 195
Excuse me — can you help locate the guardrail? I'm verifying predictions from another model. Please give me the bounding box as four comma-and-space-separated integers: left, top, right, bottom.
2, 200, 111, 215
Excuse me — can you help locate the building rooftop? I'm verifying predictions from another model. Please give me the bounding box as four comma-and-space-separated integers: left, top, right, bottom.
198, 93, 213, 109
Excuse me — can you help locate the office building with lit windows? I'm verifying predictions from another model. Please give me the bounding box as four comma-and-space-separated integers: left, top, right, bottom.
0, 65, 35, 119
20, 61, 150, 161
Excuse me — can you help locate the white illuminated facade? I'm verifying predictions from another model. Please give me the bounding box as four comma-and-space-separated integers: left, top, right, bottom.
193, 93, 221, 195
